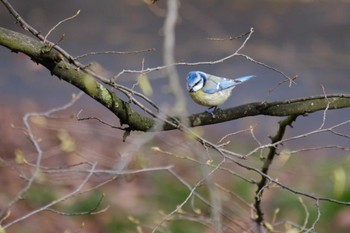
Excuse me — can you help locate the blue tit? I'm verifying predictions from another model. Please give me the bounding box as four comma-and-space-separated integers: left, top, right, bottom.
186, 71, 256, 112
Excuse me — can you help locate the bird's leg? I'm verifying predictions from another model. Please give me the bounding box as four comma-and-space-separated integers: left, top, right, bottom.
206, 106, 219, 118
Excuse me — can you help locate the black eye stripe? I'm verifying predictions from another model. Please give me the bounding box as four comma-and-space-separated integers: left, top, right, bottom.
194, 80, 201, 86
195, 73, 205, 86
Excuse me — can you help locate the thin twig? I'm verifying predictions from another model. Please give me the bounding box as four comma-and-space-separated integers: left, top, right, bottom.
289, 145, 350, 154
152, 156, 226, 233
46, 194, 108, 216
237, 53, 296, 87
299, 197, 310, 231
304, 199, 321, 233
318, 84, 330, 130
216, 127, 253, 145
267, 75, 298, 97
3, 163, 97, 229
114, 27, 255, 80
76, 109, 124, 130
244, 118, 350, 158
35, 165, 174, 176
226, 152, 350, 206
74, 48, 155, 60
0, 92, 84, 219
44, 9, 81, 42
207, 30, 251, 41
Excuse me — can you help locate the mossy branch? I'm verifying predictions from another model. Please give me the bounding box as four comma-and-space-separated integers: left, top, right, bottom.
0, 26, 154, 131
185, 94, 350, 129
1, 26, 350, 131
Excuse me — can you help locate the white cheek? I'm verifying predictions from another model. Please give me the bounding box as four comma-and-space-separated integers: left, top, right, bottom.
191, 81, 204, 92
192, 85, 201, 92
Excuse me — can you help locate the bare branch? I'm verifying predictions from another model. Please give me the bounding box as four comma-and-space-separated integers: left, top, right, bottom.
237, 53, 296, 87
46, 194, 108, 216
2, 162, 97, 229
253, 115, 298, 227
74, 48, 155, 60
114, 27, 255, 80
44, 9, 81, 43
0, 92, 83, 218
207, 30, 251, 41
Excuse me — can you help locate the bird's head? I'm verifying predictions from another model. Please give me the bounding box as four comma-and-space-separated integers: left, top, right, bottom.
186, 71, 207, 92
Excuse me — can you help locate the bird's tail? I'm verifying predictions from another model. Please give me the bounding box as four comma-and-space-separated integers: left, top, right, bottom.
234, 75, 256, 83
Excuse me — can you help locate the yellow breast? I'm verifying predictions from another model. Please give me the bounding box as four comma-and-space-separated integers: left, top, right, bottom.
189, 89, 232, 107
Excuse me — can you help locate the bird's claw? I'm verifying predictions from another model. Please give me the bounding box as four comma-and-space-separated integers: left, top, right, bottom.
206, 106, 219, 118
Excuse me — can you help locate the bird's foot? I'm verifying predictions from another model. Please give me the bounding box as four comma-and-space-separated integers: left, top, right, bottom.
206, 106, 219, 118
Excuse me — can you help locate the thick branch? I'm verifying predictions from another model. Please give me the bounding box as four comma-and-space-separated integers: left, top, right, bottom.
1, 26, 350, 131
253, 115, 298, 227
0, 26, 154, 131
185, 94, 350, 129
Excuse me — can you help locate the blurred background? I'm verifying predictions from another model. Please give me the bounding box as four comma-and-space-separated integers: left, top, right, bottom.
1, 0, 350, 232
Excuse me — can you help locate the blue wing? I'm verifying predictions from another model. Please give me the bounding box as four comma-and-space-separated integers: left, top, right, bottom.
202, 74, 256, 94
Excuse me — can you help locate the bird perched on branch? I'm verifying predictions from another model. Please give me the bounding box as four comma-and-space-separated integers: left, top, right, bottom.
186, 71, 256, 114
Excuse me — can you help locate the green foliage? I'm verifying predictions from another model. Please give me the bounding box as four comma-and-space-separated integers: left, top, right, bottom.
25, 185, 57, 206
169, 220, 204, 233
151, 173, 191, 211
66, 191, 102, 213
104, 216, 134, 233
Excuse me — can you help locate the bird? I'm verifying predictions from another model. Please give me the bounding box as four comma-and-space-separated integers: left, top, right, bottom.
186, 71, 256, 114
